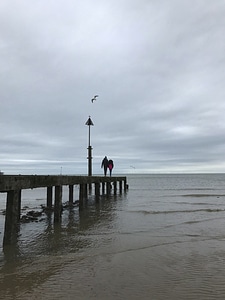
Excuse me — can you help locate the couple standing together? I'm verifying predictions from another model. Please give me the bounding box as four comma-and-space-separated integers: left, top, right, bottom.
101, 156, 114, 177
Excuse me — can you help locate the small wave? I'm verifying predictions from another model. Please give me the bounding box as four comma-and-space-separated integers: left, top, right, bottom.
182, 194, 225, 197
171, 201, 220, 206
128, 208, 225, 215
185, 233, 202, 237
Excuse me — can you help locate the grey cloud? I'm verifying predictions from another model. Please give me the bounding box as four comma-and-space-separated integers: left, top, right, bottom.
0, 0, 225, 174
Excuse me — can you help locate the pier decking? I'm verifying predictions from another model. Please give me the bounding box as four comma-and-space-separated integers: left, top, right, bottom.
0, 175, 127, 246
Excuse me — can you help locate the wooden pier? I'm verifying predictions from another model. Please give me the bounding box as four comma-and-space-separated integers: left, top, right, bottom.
0, 175, 127, 245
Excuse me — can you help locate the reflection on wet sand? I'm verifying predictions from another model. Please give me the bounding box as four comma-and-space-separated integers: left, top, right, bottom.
0, 193, 121, 299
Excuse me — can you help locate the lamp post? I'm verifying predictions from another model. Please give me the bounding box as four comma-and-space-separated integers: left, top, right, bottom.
85, 116, 94, 176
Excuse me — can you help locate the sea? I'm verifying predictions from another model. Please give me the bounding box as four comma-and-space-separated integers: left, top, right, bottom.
0, 173, 225, 300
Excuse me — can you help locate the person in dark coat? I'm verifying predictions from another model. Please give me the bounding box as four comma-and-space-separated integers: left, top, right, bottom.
101, 156, 108, 176
108, 159, 114, 177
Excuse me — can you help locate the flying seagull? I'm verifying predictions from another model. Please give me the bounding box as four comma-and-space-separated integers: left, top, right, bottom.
91, 95, 99, 103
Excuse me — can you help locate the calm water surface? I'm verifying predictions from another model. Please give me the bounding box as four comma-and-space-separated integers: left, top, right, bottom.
1, 174, 225, 299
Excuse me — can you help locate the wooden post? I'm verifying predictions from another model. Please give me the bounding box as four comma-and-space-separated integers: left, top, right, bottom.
17, 189, 22, 221
3, 190, 21, 245
119, 181, 122, 193
69, 185, 74, 204
95, 182, 100, 200
106, 182, 111, 195
54, 185, 62, 222
47, 186, 53, 208
84, 184, 88, 198
113, 181, 117, 194
124, 179, 127, 191
102, 182, 105, 194
79, 184, 84, 209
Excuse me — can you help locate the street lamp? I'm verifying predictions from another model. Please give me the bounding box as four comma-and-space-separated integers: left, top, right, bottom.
85, 116, 94, 176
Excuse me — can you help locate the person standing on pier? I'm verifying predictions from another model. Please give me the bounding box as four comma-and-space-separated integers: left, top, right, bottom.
101, 156, 109, 176
108, 159, 114, 177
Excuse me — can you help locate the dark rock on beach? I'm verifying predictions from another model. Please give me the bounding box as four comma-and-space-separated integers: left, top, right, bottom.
21, 210, 43, 223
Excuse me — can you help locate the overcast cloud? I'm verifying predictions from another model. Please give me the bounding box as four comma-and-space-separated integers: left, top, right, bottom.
0, 0, 225, 175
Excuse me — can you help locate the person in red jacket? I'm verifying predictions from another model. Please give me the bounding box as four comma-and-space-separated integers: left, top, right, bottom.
108, 159, 114, 177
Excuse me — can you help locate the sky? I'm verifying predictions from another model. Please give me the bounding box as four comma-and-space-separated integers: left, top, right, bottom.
0, 0, 225, 175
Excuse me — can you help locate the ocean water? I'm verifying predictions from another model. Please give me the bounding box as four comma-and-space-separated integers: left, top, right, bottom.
1, 173, 225, 299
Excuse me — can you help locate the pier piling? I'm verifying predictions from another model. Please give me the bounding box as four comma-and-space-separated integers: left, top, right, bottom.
47, 186, 53, 209
54, 185, 62, 222
69, 185, 74, 204
3, 190, 21, 245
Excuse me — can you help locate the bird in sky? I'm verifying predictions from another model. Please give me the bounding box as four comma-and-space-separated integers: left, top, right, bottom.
91, 95, 99, 103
